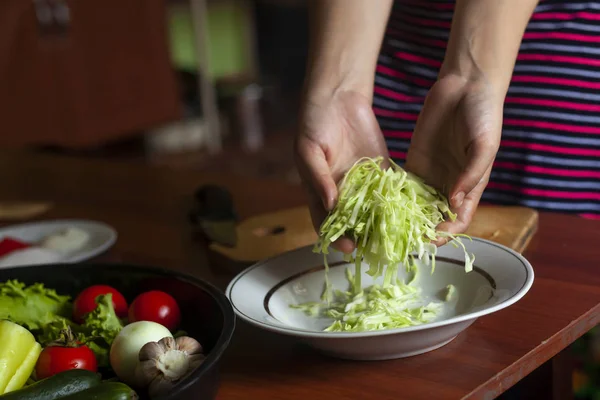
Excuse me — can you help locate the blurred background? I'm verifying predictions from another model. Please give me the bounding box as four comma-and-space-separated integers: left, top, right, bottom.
0, 0, 308, 182
2, 1, 599, 397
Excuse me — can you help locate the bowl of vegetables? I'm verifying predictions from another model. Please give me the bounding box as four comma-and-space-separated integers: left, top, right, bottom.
226, 157, 534, 360
0, 263, 235, 400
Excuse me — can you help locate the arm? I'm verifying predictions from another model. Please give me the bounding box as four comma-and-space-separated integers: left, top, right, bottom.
304, 0, 393, 100
441, 0, 540, 97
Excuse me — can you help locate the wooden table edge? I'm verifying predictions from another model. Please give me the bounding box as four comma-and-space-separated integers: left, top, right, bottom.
463, 302, 600, 400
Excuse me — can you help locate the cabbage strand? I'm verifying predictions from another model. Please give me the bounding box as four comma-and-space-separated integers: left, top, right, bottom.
292, 157, 474, 332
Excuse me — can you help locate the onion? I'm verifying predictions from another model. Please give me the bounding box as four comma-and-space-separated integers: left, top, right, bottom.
109, 321, 172, 386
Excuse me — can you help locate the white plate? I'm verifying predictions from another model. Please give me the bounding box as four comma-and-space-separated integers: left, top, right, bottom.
226, 238, 534, 360
0, 219, 117, 267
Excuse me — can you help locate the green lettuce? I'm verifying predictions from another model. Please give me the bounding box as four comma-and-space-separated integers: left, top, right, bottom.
1, 281, 123, 368
0, 280, 72, 330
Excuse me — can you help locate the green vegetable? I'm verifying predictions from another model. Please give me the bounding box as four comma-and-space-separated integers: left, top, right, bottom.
59, 382, 138, 400
40, 294, 123, 368
0, 281, 123, 368
444, 284, 457, 302
293, 157, 474, 332
79, 294, 124, 367
0, 320, 42, 394
0, 369, 101, 400
293, 267, 443, 332
0, 280, 72, 331
315, 157, 474, 296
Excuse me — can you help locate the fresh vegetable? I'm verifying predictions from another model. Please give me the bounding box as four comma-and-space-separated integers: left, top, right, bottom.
35, 326, 97, 380
0, 237, 31, 257
0, 280, 72, 332
110, 321, 173, 386
444, 284, 456, 302
315, 157, 473, 294
292, 267, 443, 332
293, 157, 474, 332
0, 320, 42, 394
36, 293, 123, 368
73, 285, 128, 322
36, 345, 97, 380
128, 291, 181, 332
0, 369, 101, 400
135, 336, 204, 397
78, 293, 123, 368
58, 382, 138, 400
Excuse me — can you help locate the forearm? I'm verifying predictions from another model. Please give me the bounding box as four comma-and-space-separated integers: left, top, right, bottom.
304, 0, 393, 100
441, 0, 539, 97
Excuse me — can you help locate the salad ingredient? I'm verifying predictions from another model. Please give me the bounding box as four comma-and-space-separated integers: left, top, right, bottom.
0, 237, 31, 257
0, 320, 42, 394
0, 369, 101, 400
37, 294, 123, 368
110, 321, 173, 386
444, 284, 456, 302
35, 345, 97, 380
293, 157, 474, 333
314, 157, 473, 297
0, 280, 71, 331
128, 291, 181, 332
135, 336, 205, 397
293, 267, 443, 332
59, 382, 138, 400
35, 326, 97, 380
73, 286, 128, 322
39, 227, 90, 254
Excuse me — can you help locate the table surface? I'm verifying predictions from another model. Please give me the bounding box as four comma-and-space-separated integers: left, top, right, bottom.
1, 150, 599, 400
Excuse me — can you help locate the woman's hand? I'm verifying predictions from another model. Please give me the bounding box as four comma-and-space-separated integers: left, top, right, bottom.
406, 74, 503, 238
295, 90, 389, 253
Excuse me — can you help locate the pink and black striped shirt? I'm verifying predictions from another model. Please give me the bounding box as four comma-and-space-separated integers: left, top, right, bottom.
375, 0, 600, 219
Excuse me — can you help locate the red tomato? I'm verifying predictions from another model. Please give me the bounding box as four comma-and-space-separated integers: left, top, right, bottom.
128, 290, 181, 331
73, 285, 128, 323
35, 345, 97, 380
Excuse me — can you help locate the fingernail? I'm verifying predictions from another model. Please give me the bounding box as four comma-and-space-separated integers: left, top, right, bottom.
452, 192, 465, 208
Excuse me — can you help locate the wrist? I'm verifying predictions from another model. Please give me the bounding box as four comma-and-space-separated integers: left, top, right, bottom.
303, 68, 375, 104
439, 55, 508, 103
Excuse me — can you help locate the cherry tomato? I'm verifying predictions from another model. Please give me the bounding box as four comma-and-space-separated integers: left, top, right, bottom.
128, 290, 181, 331
73, 285, 128, 323
35, 344, 97, 380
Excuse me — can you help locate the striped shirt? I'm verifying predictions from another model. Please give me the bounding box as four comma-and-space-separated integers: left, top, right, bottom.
374, 0, 600, 219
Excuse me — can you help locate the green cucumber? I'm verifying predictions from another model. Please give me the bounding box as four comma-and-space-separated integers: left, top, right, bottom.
60, 382, 138, 400
0, 369, 101, 400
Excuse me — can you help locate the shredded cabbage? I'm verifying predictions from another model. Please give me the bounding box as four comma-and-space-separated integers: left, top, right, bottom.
291, 157, 473, 332
292, 266, 443, 332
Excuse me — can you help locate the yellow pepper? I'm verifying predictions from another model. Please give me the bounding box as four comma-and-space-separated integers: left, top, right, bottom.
0, 320, 42, 394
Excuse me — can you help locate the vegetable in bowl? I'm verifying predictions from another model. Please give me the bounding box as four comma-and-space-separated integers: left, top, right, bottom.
293, 157, 474, 332
0, 264, 235, 400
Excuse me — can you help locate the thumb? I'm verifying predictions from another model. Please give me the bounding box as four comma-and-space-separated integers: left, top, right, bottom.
295, 139, 338, 211
450, 139, 497, 209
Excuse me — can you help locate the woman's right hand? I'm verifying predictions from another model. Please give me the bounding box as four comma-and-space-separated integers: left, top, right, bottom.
294, 89, 389, 254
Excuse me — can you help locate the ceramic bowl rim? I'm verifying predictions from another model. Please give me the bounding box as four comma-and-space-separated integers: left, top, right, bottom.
225, 237, 534, 339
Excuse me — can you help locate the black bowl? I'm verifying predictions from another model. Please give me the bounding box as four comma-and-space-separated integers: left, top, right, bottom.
0, 263, 236, 400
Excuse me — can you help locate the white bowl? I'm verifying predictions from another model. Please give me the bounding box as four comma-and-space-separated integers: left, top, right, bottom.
225, 238, 534, 360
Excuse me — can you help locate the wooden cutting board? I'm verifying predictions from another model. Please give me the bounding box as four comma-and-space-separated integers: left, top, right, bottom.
208, 205, 539, 265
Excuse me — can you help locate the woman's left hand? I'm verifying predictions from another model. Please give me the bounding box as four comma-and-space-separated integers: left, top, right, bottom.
405, 74, 504, 238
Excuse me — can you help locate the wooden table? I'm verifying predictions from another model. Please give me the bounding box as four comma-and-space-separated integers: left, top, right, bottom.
1, 150, 599, 400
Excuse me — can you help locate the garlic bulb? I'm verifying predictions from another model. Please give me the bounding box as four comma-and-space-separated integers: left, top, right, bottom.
135, 336, 205, 397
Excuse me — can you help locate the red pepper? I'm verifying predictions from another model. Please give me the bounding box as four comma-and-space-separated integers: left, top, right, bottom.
0, 237, 31, 257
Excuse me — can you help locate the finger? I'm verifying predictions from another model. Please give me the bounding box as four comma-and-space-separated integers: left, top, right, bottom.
296, 139, 338, 211
449, 139, 496, 209
434, 165, 490, 245
307, 189, 355, 254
